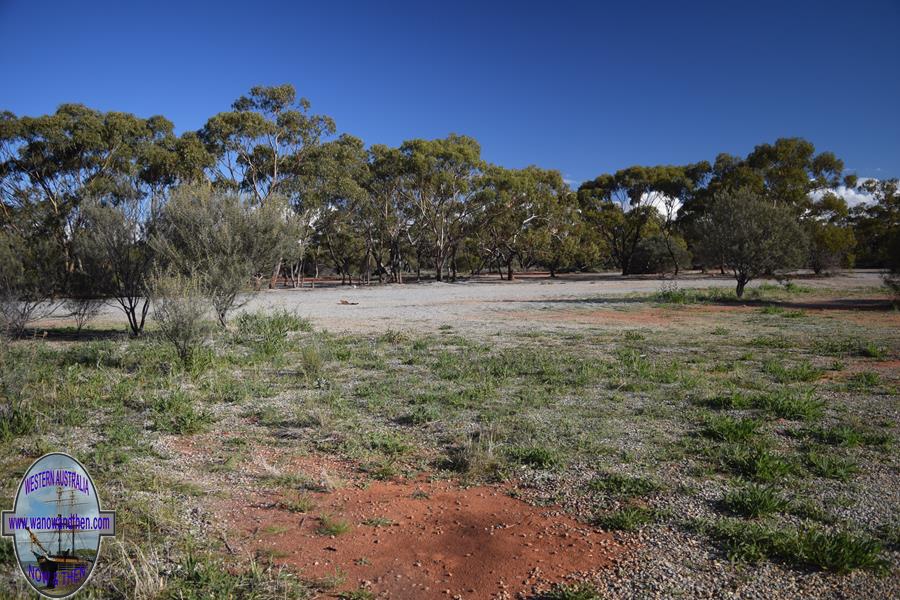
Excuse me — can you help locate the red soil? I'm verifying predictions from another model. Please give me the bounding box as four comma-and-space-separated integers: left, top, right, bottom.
216, 478, 622, 599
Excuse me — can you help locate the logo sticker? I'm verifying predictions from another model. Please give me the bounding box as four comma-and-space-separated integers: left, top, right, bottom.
2, 453, 115, 598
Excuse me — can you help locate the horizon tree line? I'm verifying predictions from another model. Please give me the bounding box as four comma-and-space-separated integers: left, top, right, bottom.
1, 84, 898, 336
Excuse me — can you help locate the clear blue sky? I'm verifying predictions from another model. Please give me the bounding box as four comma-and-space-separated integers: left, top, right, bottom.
1, 0, 898, 184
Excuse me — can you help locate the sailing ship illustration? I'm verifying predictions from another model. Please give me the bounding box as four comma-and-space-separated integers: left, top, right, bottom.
23, 486, 93, 592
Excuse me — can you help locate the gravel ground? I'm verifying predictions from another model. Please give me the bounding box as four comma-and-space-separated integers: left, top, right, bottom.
52, 269, 888, 335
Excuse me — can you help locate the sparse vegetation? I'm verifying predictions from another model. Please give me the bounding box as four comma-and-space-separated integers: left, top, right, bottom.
0, 276, 895, 597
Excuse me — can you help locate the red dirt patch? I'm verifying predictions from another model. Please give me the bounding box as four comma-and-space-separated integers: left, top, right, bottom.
214, 476, 623, 599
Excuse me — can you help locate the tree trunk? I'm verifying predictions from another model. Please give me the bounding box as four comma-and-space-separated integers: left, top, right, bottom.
450, 247, 458, 282
736, 276, 748, 298
269, 258, 282, 289
507, 260, 514, 281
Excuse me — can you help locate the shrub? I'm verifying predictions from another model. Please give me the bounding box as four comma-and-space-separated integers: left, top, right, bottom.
696, 189, 807, 298
150, 271, 210, 367
153, 185, 290, 327
66, 297, 105, 333
443, 424, 503, 481
297, 345, 324, 380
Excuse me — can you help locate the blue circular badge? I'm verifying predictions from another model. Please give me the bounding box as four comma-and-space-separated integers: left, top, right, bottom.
2, 453, 116, 598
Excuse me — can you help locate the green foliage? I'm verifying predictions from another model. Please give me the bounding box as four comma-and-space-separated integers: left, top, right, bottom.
150, 270, 211, 367
338, 590, 375, 600
506, 444, 559, 468
753, 388, 823, 420
846, 371, 882, 390
703, 519, 887, 572
0, 538, 14, 566
806, 450, 858, 481
163, 554, 308, 599
813, 338, 887, 359
807, 424, 891, 448
234, 310, 310, 357
703, 415, 761, 442
723, 483, 788, 517
152, 390, 212, 434
695, 188, 807, 297
762, 359, 823, 383
593, 506, 657, 531
153, 184, 291, 326
540, 583, 602, 600
719, 443, 793, 482
276, 494, 315, 513
316, 515, 351, 536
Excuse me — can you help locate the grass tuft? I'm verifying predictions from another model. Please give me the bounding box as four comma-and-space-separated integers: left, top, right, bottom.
316, 515, 351, 536
593, 506, 656, 531
703, 415, 761, 442
588, 472, 661, 498
722, 482, 788, 517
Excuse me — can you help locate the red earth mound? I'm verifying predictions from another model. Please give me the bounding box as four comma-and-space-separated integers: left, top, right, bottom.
215, 477, 624, 599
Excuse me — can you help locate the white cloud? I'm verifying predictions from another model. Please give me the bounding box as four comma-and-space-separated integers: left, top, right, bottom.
811, 178, 877, 207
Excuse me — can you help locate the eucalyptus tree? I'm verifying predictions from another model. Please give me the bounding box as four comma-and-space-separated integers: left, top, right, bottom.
0, 105, 184, 272
805, 192, 856, 274
579, 165, 694, 275
302, 135, 369, 284
399, 135, 485, 281
531, 191, 600, 277
480, 166, 568, 280
744, 138, 849, 209
363, 145, 412, 283
200, 84, 335, 202
200, 84, 337, 287
0, 200, 67, 335
850, 178, 899, 284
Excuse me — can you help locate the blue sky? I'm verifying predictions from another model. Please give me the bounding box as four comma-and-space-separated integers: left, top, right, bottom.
1, 0, 898, 184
